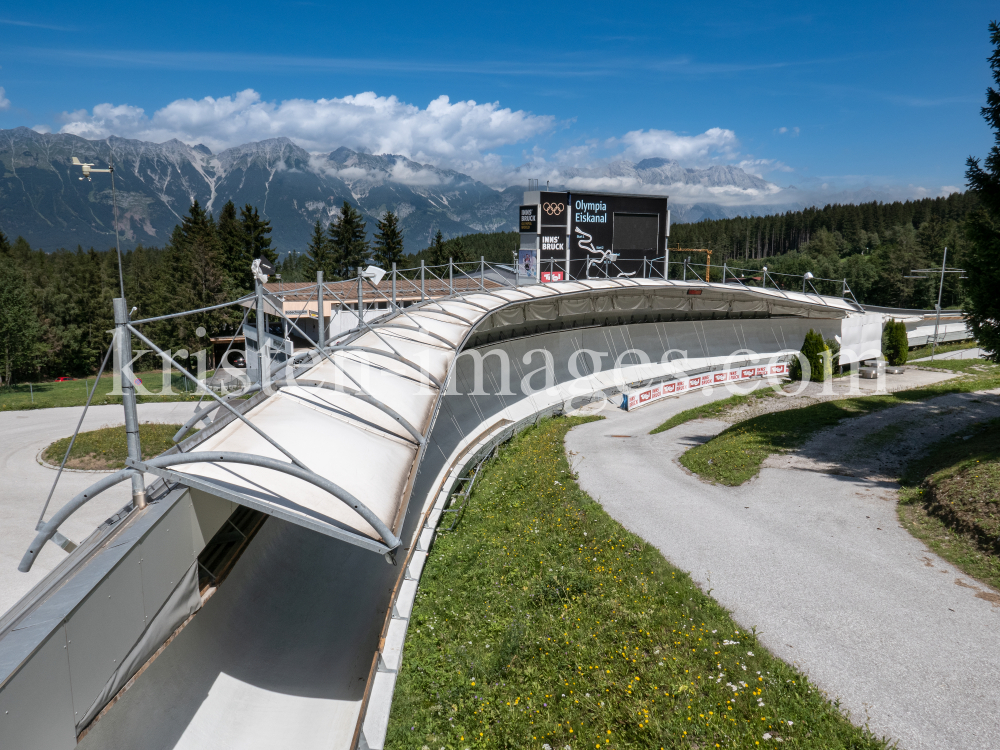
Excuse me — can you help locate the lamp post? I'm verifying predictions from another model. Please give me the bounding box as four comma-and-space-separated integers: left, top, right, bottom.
802, 271, 814, 294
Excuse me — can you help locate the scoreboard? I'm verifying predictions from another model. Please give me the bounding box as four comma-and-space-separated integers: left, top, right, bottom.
518, 190, 669, 281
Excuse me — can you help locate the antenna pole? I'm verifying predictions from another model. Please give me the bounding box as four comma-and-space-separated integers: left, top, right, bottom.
109, 150, 126, 298
931, 247, 947, 361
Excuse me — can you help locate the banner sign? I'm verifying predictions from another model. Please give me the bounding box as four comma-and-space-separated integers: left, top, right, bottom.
622, 363, 789, 411
519, 204, 538, 233
541, 270, 564, 283
518, 249, 537, 277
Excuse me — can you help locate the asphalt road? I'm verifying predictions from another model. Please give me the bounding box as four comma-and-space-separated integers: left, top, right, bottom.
566, 390, 1000, 750
0, 402, 198, 616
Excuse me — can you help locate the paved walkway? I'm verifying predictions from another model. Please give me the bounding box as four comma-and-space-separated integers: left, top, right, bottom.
566, 389, 1000, 750
0, 402, 199, 616
911, 347, 985, 362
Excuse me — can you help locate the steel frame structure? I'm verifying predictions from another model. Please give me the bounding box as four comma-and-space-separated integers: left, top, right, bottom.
21, 257, 860, 576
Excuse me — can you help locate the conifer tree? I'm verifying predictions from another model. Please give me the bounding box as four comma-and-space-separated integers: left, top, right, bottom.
372, 210, 405, 269
883, 320, 909, 366
450, 235, 473, 265
240, 204, 277, 266
429, 229, 448, 267
790, 329, 830, 381
328, 202, 369, 277
167, 201, 228, 347
304, 219, 336, 280
217, 200, 247, 292
965, 21, 1000, 360
0, 264, 38, 385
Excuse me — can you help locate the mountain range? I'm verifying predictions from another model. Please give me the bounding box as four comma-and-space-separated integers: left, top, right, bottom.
0, 127, 786, 254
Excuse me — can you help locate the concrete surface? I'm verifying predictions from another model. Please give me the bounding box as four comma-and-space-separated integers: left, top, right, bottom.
76, 518, 397, 750
0, 402, 198, 616
566, 389, 1000, 750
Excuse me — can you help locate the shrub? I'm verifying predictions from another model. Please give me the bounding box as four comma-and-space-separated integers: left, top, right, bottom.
883, 319, 910, 366
790, 328, 831, 381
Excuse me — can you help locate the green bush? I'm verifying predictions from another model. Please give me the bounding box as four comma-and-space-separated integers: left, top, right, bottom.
790, 329, 831, 381
883, 319, 909, 366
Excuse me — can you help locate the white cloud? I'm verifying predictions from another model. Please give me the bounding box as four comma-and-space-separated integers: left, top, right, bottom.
774, 126, 800, 136
615, 127, 738, 162
58, 89, 555, 173
940, 185, 961, 196
0, 87, 10, 111
738, 158, 793, 177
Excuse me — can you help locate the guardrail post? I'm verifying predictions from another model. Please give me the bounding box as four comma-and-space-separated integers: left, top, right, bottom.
481, 256, 485, 290
643, 256, 647, 278
317, 270, 325, 349
842, 278, 847, 297
722, 261, 727, 284
113, 297, 146, 509
683, 257, 688, 281
391, 262, 397, 308
449, 257, 454, 294
421, 260, 425, 301
357, 267, 363, 318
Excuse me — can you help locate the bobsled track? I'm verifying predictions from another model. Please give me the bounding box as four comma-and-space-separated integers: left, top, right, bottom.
2, 274, 876, 750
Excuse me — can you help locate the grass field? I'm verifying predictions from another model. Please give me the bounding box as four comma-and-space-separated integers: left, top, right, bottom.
386, 417, 891, 750
897, 419, 1000, 594
677, 363, 1000, 486
0, 372, 208, 412
41, 423, 188, 470
649, 388, 780, 435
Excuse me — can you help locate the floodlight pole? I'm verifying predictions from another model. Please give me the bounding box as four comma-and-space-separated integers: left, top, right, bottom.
113, 298, 146, 509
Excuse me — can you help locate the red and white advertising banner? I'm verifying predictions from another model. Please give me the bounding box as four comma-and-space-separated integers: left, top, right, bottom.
541, 271, 564, 283
623, 362, 789, 411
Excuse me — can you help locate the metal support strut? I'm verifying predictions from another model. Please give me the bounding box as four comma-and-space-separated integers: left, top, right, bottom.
317, 270, 326, 349
114, 298, 147, 509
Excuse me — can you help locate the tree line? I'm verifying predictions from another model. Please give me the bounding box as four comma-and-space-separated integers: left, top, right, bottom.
0, 197, 522, 385
670, 192, 978, 260
668, 193, 976, 310
0, 190, 980, 385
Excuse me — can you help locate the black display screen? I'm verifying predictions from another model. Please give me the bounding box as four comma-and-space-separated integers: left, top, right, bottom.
613, 213, 659, 252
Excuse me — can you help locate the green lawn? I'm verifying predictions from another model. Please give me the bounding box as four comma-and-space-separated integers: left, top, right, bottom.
0, 371, 208, 412
897, 419, 1000, 593
677, 363, 1000, 486
386, 417, 891, 749
42, 423, 189, 470
649, 387, 780, 435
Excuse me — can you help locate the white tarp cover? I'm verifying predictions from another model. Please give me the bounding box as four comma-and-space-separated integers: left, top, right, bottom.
166, 279, 859, 547
839, 313, 884, 365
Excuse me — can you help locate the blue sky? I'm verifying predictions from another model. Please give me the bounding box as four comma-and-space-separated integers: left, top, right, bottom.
0, 1, 996, 203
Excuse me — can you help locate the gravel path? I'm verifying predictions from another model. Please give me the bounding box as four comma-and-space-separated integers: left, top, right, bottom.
566, 389, 1000, 750
0, 402, 200, 616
